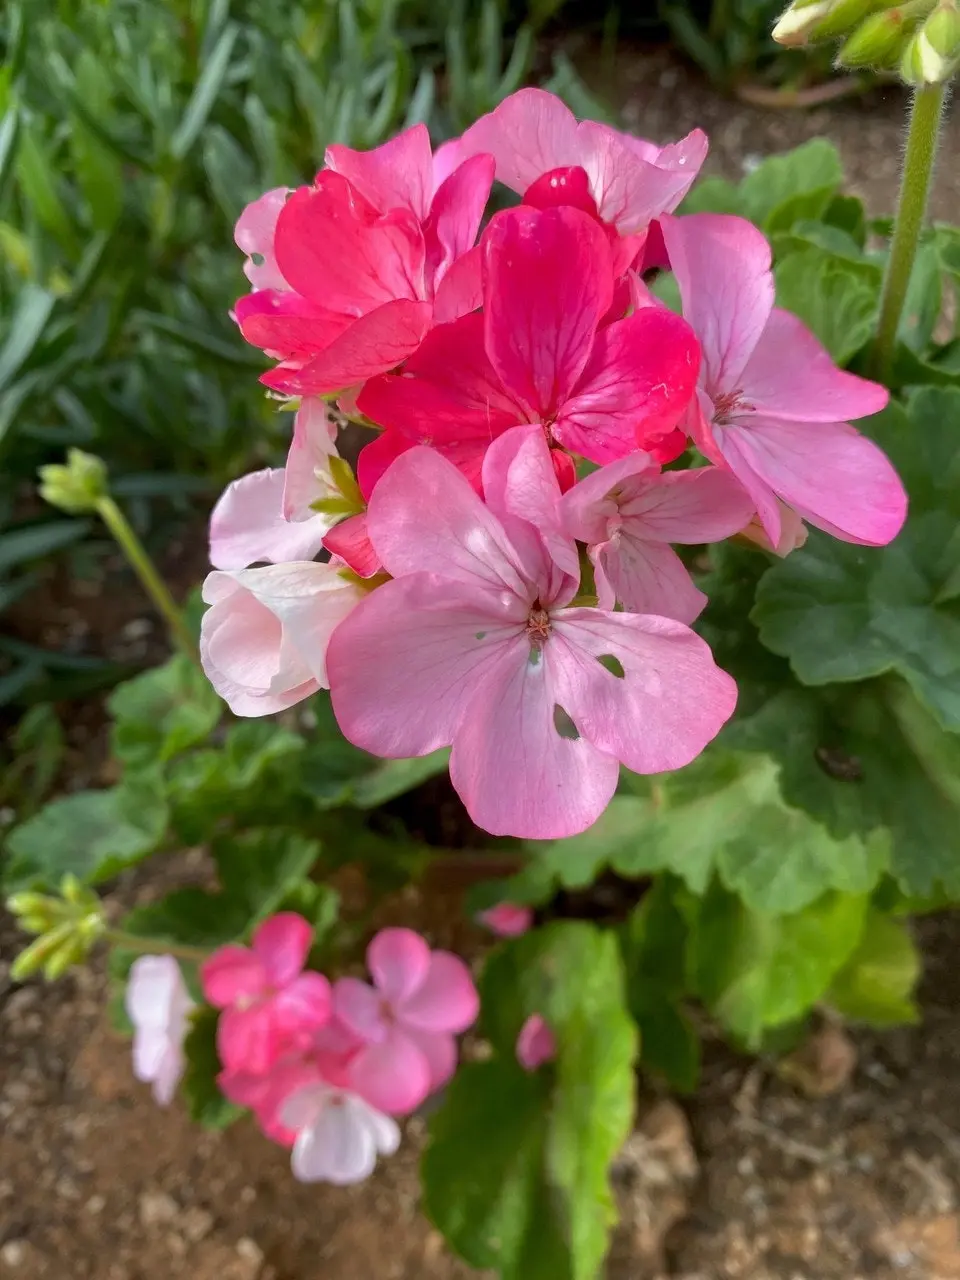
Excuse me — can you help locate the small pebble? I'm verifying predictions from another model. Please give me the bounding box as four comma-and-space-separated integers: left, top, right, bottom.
0, 1240, 27, 1267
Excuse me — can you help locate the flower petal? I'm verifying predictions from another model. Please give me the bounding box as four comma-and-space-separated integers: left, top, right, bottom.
455, 87, 582, 196
325, 124, 434, 220
516, 1013, 557, 1072
217, 1005, 280, 1076
424, 154, 495, 287
660, 212, 774, 396
282, 398, 338, 522
200, 945, 266, 1008
209, 469, 330, 570
616, 466, 755, 544
595, 535, 707, 623
322, 511, 382, 577
476, 903, 534, 937
273, 972, 332, 1034
291, 1094, 378, 1184
235, 188, 290, 290
252, 912, 312, 985
368, 928, 432, 1004
402, 1028, 458, 1093
333, 977, 390, 1044
347, 1030, 433, 1115
125, 955, 189, 1030
398, 951, 479, 1034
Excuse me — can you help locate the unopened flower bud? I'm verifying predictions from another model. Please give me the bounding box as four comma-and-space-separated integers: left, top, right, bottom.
43, 933, 92, 981
38, 448, 108, 514
902, 0, 960, 79
773, 0, 833, 44
837, 8, 915, 65
10, 922, 76, 981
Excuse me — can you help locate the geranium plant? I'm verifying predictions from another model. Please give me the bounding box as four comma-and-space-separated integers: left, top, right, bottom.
7, 5, 960, 1274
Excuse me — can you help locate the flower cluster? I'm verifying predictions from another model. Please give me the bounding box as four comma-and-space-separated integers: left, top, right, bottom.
201, 87, 907, 841
125, 916, 479, 1185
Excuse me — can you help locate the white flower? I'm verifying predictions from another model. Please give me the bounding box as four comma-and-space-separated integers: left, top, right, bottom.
280, 1084, 401, 1185
125, 955, 195, 1106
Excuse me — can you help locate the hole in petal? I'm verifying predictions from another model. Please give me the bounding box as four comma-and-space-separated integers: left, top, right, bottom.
251, 251, 265, 267
597, 654, 625, 679
553, 705, 580, 740
475, 631, 487, 641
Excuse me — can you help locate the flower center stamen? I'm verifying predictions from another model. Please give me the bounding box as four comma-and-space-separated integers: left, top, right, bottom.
713, 388, 751, 424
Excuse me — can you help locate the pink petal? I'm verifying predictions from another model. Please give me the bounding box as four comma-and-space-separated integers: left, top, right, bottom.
235, 188, 290, 291
261, 298, 433, 398
424, 153, 495, 287
476, 903, 534, 937
449, 638, 621, 839
402, 1028, 458, 1093
363, 445, 535, 598
456, 87, 582, 197
282, 398, 338, 521
719, 415, 907, 546
356, 312, 522, 444
234, 289, 351, 361
334, 977, 390, 1044
274, 175, 425, 312
560, 450, 658, 545
739, 308, 890, 423
322, 512, 381, 577
550, 609, 738, 775
217, 1004, 280, 1075
252, 912, 313, 985
327, 574, 523, 759
347, 1029, 433, 1115
397, 951, 479, 1034
483, 205, 614, 421
126, 955, 190, 1030
516, 1013, 557, 1072
432, 244, 484, 323
368, 927, 433, 1004
209, 469, 329, 570
556, 307, 701, 464
150, 1045, 186, 1106
200, 944, 266, 1008
616, 466, 755, 544
584, 125, 708, 228
594, 535, 708, 623
325, 124, 434, 220
273, 972, 332, 1035
660, 212, 774, 397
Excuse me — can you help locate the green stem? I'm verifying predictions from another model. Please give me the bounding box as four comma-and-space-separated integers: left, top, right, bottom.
95, 495, 199, 664
106, 929, 210, 964
872, 81, 946, 380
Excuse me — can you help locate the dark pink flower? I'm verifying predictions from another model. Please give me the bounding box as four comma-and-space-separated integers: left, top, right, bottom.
476, 903, 534, 938
516, 1014, 556, 1072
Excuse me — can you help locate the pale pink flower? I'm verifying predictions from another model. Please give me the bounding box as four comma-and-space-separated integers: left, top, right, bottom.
560, 452, 754, 622
333, 928, 479, 1115
280, 1082, 401, 1185
201, 914, 332, 1076
476, 903, 534, 938
125, 955, 195, 1106
327, 427, 737, 839
453, 88, 707, 245
516, 1014, 556, 1072
660, 212, 907, 548
199, 561, 363, 717
235, 187, 289, 291
357, 204, 700, 478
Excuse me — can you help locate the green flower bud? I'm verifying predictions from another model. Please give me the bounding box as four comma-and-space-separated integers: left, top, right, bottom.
38, 448, 108, 515
837, 8, 915, 65
773, 0, 833, 45
6, 891, 59, 928
901, 3, 960, 80
43, 933, 92, 981
10, 922, 76, 981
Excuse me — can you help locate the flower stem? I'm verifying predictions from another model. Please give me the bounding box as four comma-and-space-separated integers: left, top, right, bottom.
872, 82, 946, 380
95, 495, 199, 664
105, 930, 210, 964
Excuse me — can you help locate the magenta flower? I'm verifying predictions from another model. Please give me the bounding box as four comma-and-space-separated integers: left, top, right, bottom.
201, 914, 332, 1075
660, 212, 907, 548
125, 955, 195, 1106
516, 1014, 556, 1072
453, 88, 706, 245
476, 903, 534, 938
561, 452, 754, 622
233, 126, 494, 399
357, 204, 700, 482
327, 427, 737, 839
333, 928, 479, 1115
199, 562, 363, 717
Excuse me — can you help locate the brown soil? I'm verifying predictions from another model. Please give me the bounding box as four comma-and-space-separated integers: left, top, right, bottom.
4, 45, 960, 1280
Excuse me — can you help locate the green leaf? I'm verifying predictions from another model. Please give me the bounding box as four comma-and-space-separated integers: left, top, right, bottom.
0, 105, 21, 207
347, 750, 451, 808
3, 770, 168, 891
425, 922, 638, 1280
211, 829, 324, 925
827, 908, 920, 1027
740, 139, 843, 233
170, 22, 240, 162
775, 248, 880, 364
182, 1008, 245, 1129
679, 174, 742, 216
686, 881, 867, 1049
0, 285, 56, 393
70, 50, 123, 232
0, 517, 89, 574
16, 121, 80, 257
107, 655, 221, 769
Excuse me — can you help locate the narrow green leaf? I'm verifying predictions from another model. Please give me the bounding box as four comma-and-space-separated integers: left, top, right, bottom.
170, 22, 240, 162
0, 284, 56, 393
0, 518, 90, 574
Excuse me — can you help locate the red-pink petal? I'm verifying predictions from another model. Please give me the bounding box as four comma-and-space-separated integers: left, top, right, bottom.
482, 205, 614, 421
217, 1004, 279, 1076
368, 928, 432, 1004
252, 912, 312, 986
424, 153, 495, 287
273, 972, 332, 1034
476, 903, 534, 937
325, 123, 434, 220
322, 512, 381, 577
516, 1013, 557, 1072
432, 245, 484, 323
398, 952, 479, 1034
347, 1030, 432, 1115
200, 944, 266, 1008
234, 290, 350, 360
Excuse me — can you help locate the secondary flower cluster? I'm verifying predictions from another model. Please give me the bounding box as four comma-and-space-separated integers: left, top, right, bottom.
201, 87, 907, 840
126, 916, 479, 1185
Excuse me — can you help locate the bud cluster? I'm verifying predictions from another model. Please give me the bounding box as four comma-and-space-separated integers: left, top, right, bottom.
7, 875, 106, 980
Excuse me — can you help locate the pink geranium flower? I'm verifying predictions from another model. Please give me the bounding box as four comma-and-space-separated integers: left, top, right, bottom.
516, 1014, 556, 1072
125, 955, 195, 1106
476, 903, 534, 938
327, 427, 737, 838
660, 212, 907, 548
201, 914, 332, 1076
333, 928, 479, 1115
560, 452, 754, 622
199, 561, 363, 716
233, 128, 494, 399
357, 204, 700, 485
453, 88, 707, 252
